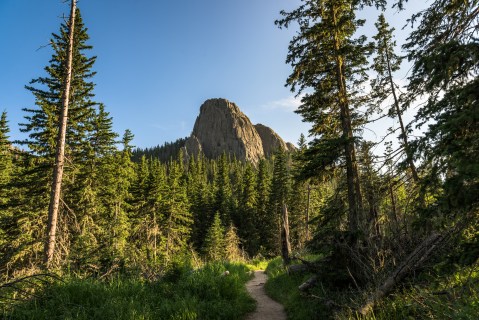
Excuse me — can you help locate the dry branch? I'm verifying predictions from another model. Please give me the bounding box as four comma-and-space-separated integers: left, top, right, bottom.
358, 232, 445, 315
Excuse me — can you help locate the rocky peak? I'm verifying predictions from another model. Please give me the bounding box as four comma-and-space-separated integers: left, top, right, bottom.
185, 98, 264, 163
184, 98, 294, 163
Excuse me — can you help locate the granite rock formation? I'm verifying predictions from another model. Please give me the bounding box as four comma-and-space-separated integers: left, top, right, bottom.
254, 123, 295, 156
185, 98, 294, 163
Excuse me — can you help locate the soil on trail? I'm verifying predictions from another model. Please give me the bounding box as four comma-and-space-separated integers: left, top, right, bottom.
246, 270, 287, 320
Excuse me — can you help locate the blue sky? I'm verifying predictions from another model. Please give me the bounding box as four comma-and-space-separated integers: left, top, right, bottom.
0, 0, 426, 149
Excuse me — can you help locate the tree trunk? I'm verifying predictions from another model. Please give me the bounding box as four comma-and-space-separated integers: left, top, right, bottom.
305, 184, 311, 242
281, 203, 292, 265
44, 0, 76, 268
388, 183, 399, 236
332, 5, 363, 236
385, 41, 419, 183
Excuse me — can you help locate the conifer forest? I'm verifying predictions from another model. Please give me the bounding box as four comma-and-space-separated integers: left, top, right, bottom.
1, 0, 478, 319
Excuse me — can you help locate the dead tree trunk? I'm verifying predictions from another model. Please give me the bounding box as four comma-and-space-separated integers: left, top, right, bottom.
44, 0, 76, 268
305, 184, 311, 242
281, 203, 292, 265
359, 233, 444, 315
384, 42, 419, 183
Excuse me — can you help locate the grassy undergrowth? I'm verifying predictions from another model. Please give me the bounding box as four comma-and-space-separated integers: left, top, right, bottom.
1, 262, 255, 320
264, 257, 479, 320
352, 263, 479, 320
265, 256, 331, 320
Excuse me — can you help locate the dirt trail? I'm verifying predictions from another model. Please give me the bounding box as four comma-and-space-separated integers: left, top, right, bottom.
245, 270, 287, 320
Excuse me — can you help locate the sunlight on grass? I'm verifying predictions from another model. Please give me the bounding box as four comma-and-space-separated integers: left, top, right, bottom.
1, 262, 255, 320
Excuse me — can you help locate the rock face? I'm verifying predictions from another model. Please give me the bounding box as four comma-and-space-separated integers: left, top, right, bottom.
255, 124, 295, 156
185, 98, 294, 163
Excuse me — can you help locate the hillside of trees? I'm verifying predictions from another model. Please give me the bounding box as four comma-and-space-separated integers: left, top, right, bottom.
1, 0, 478, 319
131, 138, 188, 163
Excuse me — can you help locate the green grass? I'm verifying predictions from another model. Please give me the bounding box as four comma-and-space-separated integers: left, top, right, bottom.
264, 257, 331, 320
352, 264, 479, 320
245, 256, 269, 271
263, 256, 479, 320
1, 262, 255, 320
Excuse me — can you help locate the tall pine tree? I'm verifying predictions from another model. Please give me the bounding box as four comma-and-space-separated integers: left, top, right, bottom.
276, 0, 373, 237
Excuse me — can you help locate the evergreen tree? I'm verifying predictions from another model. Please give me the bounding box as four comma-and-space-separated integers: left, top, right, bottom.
160, 158, 192, 264
203, 212, 225, 261
268, 149, 291, 253
224, 223, 242, 261
68, 104, 118, 269
239, 163, 259, 255
276, 0, 373, 237
404, 0, 479, 221
256, 159, 272, 254
0, 111, 13, 202
188, 154, 214, 251
16, 3, 102, 268
214, 153, 233, 225
97, 130, 134, 267
0, 111, 13, 261
21, 8, 97, 160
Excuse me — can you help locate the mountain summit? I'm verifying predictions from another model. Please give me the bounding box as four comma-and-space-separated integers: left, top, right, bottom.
185, 98, 294, 163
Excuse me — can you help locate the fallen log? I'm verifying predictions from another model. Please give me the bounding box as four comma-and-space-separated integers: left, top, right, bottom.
358, 232, 444, 315
288, 264, 309, 274
299, 275, 319, 292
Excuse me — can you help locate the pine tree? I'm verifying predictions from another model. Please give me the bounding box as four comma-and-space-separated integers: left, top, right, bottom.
203, 212, 226, 261
43, 0, 77, 267
214, 153, 233, 225
224, 224, 242, 261
268, 149, 291, 253
291, 133, 310, 246
0, 111, 13, 202
239, 163, 259, 255
21, 7, 97, 160
256, 159, 272, 254
0, 111, 13, 260
67, 104, 118, 269
188, 154, 214, 251
160, 158, 192, 264
276, 0, 373, 237
18, 2, 101, 268
404, 0, 479, 215
97, 130, 134, 267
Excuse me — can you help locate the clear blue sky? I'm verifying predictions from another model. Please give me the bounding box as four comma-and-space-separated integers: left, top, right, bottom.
0, 0, 426, 149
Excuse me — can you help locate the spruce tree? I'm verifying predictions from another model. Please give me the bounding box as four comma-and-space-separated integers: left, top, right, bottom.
203, 212, 226, 261
18, 3, 101, 268
0, 111, 13, 259
224, 224, 242, 261
256, 159, 272, 254
188, 154, 214, 251
160, 158, 192, 264
239, 163, 259, 255
97, 130, 134, 267
0, 111, 13, 199
276, 0, 373, 237
268, 149, 291, 253
404, 0, 479, 217
214, 153, 233, 225
21, 7, 97, 160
